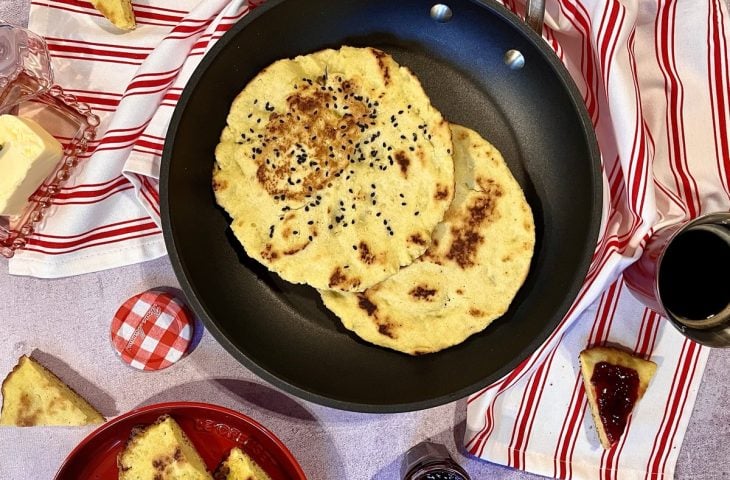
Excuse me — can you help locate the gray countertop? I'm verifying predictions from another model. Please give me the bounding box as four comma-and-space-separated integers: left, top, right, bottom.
1, 2, 729, 479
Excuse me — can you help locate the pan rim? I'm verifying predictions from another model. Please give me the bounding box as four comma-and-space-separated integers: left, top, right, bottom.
160, 0, 603, 413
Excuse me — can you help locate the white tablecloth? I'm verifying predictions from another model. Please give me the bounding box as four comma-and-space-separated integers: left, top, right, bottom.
1, 255, 729, 479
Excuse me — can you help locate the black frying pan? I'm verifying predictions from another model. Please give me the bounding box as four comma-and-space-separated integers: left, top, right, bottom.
161, 0, 601, 412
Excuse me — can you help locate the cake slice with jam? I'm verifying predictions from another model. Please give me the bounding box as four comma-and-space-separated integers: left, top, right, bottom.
579, 346, 657, 449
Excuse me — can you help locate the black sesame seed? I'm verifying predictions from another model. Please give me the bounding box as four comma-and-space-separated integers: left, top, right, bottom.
415, 211, 420, 216
352, 245, 357, 250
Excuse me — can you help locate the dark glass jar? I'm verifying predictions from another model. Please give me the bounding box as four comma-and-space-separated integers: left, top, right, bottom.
401, 442, 471, 480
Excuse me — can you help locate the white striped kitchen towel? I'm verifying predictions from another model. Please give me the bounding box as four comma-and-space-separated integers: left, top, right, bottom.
465, 0, 728, 479
8, 0, 256, 277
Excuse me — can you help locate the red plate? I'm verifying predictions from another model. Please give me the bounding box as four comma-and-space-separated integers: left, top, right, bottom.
54, 402, 307, 480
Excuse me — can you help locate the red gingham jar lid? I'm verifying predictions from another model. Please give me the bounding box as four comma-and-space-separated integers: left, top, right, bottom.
110, 290, 193, 371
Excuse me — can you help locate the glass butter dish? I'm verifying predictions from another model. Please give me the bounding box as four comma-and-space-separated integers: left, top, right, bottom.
0, 23, 99, 258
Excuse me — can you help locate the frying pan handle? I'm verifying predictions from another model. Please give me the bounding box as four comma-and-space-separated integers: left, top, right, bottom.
525, 0, 546, 34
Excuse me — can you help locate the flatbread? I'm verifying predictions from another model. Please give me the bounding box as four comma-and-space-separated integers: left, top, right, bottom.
213, 46, 454, 292
320, 124, 535, 354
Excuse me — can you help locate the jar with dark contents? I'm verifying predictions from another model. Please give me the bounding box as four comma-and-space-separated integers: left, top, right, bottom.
401, 442, 471, 480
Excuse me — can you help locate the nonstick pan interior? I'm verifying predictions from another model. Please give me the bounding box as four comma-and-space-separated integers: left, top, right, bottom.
161, 0, 602, 412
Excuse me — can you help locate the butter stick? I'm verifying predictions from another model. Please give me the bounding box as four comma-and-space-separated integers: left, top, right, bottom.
0, 115, 63, 216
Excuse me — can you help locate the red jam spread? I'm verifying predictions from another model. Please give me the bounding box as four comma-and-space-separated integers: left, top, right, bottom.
590, 362, 640, 446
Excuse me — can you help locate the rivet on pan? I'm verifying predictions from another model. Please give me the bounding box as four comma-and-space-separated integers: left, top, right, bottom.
430, 4, 453, 22
504, 49, 525, 70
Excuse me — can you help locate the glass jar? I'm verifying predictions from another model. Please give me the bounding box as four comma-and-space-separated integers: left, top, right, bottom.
401, 442, 471, 480
0, 23, 99, 258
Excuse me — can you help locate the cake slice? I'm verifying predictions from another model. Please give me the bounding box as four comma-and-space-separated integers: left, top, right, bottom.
89, 0, 136, 30
214, 447, 272, 480
579, 346, 657, 449
0, 355, 104, 426
118, 415, 213, 480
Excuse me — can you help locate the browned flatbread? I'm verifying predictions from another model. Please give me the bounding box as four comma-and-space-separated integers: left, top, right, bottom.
213, 46, 454, 292
320, 124, 535, 354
